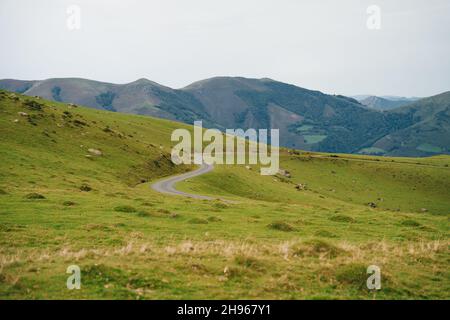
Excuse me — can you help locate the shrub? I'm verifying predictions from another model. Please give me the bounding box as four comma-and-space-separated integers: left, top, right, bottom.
114, 205, 137, 213
24, 193, 45, 199
267, 221, 296, 232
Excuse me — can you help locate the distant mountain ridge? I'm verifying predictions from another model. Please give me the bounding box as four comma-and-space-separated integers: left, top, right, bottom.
1, 77, 448, 156
353, 95, 421, 111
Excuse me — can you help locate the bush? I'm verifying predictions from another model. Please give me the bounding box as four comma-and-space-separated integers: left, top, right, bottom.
267, 221, 296, 232
114, 205, 137, 213
24, 193, 45, 199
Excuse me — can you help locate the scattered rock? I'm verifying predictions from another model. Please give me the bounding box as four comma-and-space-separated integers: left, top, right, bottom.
79, 184, 92, 192
13, 119, 19, 123
88, 148, 103, 156
18, 112, 28, 117
277, 168, 291, 178
295, 183, 307, 190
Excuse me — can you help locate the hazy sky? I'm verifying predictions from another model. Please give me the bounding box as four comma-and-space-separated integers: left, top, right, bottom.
1, 0, 449, 97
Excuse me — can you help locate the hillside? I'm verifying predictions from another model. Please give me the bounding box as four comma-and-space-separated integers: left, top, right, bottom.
367, 92, 450, 156
0, 91, 449, 299
2, 76, 440, 156
358, 96, 420, 111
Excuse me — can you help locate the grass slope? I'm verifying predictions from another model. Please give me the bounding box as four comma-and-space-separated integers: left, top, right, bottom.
0, 91, 449, 299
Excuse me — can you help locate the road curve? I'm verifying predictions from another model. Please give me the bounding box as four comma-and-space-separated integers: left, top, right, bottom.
151, 163, 214, 200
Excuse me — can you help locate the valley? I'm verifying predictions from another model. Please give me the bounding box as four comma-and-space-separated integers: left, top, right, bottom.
0, 91, 449, 299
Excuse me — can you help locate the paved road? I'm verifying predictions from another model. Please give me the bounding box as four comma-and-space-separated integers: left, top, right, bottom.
151, 163, 214, 200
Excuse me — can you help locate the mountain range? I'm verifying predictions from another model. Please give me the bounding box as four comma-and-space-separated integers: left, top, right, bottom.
353, 95, 421, 111
1, 77, 449, 156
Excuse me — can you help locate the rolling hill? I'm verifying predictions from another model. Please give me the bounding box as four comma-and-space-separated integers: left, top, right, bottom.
0, 77, 448, 156
0, 90, 449, 299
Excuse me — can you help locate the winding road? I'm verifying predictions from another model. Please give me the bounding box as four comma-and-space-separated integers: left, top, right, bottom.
151, 163, 214, 200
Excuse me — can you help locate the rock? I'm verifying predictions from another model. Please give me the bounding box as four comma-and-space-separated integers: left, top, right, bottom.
18, 112, 28, 116
277, 168, 291, 178
13, 119, 19, 123
80, 184, 92, 192
367, 202, 377, 208
245, 165, 251, 170
295, 183, 307, 190
420, 208, 428, 213
88, 148, 102, 156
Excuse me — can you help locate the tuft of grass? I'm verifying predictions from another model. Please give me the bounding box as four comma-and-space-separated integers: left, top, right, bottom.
0, 189, 8, 195
188, 218, 209, 224
207, 216, 222, 222
401, 219, 421, 227
234, 255, 264, 271
137, 211, 151, 217
24, 193, 45, 199
267, 221, 296, 232
329, 215, 355, 223
292, 239, 344, 258
114, 205, 137, 213
314, 230, 337, 238
335, 263, 368, 290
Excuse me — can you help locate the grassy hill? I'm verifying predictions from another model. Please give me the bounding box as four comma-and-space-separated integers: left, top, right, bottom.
0, 91, 449, 299
370, 91, 450, 156
4, 77, 449, 157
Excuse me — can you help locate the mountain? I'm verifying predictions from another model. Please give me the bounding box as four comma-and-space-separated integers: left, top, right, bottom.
0, 77, 448, 156
367, 91, 450, 156
355, 95, 421, 111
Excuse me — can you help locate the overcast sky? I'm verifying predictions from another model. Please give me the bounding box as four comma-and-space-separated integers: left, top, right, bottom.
1, 0, 449, 97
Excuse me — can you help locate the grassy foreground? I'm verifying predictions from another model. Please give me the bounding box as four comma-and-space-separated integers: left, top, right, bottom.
0, 90, 449, 299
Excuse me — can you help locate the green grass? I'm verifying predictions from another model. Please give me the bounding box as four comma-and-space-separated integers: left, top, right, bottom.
358, 147, 386, 155
0, 90, 449, 299
304, 135, 327, 144
417, 143, 442, 153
